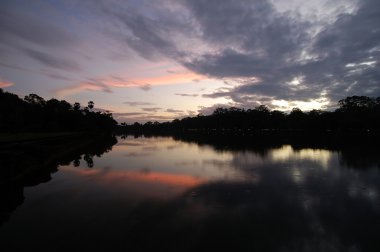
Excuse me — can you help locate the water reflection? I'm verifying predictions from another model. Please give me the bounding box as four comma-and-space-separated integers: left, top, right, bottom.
270, 145, 333, 169
59, 165, 204, 199
0, 134, 117, 226
1, 134, 379, 251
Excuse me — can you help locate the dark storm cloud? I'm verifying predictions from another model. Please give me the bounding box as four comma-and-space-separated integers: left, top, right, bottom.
101, 0, 313, 103
178, 0, 313, 103
180, 0, 319, 103
100, 0, 379, 106
22, 48, 82, 72
184, 0, 380, 104
182, 0, 308, 61
308, 0, 380, 100
3, 0, 377, 106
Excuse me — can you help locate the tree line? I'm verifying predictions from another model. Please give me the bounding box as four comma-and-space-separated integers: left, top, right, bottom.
0, 89, 117, 132
119, 96, 380, 133
2, 88, 379, 134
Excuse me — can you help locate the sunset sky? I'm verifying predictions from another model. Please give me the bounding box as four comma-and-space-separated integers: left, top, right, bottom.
1, 0, 379, 123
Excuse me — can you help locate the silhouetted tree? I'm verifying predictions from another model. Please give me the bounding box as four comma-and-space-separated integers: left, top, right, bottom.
255, 105, 270, 113
24, 94, 46, 106
0, 89, 117, 133
2, 89, 380, 135
337, 96, 376, 112
83, 154, 94, 168
73, 102, 81, 111
73, 159, 80, 167
118, 94, 380, 134
88, 101, 94, 111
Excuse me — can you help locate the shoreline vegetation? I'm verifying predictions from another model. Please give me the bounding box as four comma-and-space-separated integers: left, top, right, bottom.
1, 88, 380, 139
118, 96, 380, 134
0, 89, 117, 134
0, 132, 82, 144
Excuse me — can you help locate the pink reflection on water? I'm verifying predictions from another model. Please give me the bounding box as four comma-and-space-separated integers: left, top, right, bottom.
60, 165, 205, 199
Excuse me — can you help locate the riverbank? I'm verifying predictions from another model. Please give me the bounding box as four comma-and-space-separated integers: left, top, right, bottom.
0, 132, 117, 184
0, 132, 83, 144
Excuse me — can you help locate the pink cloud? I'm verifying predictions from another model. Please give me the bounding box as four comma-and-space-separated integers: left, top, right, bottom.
0, 77, 14, 88
103, 71, 204, 89
54, 81, 112, 98
54, 70, 205, 97
54, 77, 149, 97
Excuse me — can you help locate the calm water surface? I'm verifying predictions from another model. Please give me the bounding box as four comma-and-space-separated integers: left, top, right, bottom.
1, 136, 379, 251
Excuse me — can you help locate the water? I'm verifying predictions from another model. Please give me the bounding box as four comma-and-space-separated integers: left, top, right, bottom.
1, 135, 379, 251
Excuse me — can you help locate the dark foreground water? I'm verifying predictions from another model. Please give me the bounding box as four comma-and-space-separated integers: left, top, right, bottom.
1, 135, 379, 251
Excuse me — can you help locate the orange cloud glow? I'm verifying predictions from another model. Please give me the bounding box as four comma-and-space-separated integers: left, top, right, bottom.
55, 81, 112, 98
0, 78, 14, 88
130, 72, 204, 86
54, 71, 204, 97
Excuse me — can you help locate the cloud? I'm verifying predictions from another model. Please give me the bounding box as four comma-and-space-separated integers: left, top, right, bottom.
0, 77, 14, 88
0, 6, 79, 49
96, 77, 152, 90
145, 115, 176, 120
189, 0, 379, 104
175, 93, 198, 97
102, 1, 186, 61
100, 0, 379, 107
0, 4, 83, 73
124, 101, 156, 106
166, 108, 183, 113
22, 48, 82, 72
45, 72, 74, 81
128, 72, 203, 86
187, 110, 197, 117
0, 62, 29, 72
110, 75, 127, 82
2, 0, 379, 112
198, 103, 236, 116
91, 107, 114, 113
109, 75, 151, 91
140, 84, 151, 91
55, 81, 113, 98
114, 112, 148, 117
54, 75, 157, 97
142, 107, 162, 112
113, 112, 175, 123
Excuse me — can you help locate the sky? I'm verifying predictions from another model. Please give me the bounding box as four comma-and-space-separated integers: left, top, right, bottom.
0, 0, 379, 123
